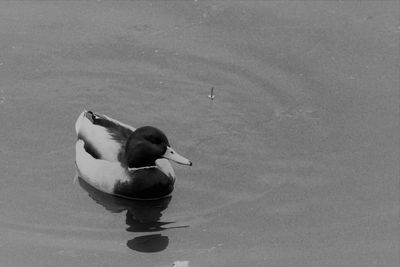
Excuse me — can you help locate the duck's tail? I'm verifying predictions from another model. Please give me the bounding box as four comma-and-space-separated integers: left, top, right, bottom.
75, 110, 87, 137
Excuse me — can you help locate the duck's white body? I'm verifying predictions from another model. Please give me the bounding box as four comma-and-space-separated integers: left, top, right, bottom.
75, 139, 129, 193
75, 112, 124, 161
75, 110, 191, 199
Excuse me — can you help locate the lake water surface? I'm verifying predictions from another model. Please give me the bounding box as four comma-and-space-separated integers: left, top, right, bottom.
0, 1, 398, 266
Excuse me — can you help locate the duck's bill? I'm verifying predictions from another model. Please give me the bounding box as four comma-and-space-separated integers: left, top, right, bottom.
163, 147, 192, 166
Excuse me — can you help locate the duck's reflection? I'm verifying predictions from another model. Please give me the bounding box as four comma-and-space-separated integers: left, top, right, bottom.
127, 234, 169, 253
78, 177, 187, 252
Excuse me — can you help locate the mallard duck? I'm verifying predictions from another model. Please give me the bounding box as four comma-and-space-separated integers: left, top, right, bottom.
75, 110, 192, 200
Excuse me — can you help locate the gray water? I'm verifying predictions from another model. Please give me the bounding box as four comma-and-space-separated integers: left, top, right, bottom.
0, 1, 398, 267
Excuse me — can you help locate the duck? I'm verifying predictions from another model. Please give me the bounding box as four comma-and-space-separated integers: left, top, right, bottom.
75, 110, 192, 200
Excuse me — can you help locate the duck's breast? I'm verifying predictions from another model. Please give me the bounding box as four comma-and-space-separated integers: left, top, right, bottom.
113, 168, 175, 200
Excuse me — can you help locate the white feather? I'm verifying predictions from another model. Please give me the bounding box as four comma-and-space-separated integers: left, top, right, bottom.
75, 140, 129, 194
155, 159, 176, 180
75, 110, 86, 135
75, 111, 120, 161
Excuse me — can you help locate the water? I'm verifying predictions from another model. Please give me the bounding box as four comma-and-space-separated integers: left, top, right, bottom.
0, 1, 398, 266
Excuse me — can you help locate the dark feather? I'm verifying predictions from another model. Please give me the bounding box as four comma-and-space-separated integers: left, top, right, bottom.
113, 169, 174, 199
87, 111, 134, 145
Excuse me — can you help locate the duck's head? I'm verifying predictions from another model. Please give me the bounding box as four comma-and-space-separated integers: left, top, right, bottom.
125, 126, 192, 169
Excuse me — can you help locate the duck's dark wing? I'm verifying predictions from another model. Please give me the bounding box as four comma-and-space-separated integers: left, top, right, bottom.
87, 111, 134, 145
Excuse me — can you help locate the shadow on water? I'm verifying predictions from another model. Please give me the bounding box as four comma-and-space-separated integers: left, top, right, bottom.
126, 234, 169, 253
78, 178, 188, 253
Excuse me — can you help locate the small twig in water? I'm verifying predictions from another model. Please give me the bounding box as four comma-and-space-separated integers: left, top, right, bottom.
207, 87, 215, 100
